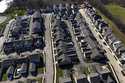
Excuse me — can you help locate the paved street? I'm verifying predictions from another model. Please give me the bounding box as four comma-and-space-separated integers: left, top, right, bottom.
79, 8, 125, 83
44, 14, 54, 83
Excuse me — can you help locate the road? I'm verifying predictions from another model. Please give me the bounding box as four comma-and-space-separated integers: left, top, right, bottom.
79, 8, 125, 83
44, 14, 54, 83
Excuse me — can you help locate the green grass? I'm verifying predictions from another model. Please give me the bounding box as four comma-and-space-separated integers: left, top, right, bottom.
2, 73, 7, 81
96, 10, 125, 46
5, 7, 26, 18
57, 68, 63, 77
83, 67, 90, 75
37, 67, 44, 74
36, 77, 43, 83
56, 67, 63, 83
26, 78, 43, 83
105, 4, 125, 23
82, 66, 93, 75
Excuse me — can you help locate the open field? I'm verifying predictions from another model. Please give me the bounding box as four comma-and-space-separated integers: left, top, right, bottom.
105, 4, 125, 23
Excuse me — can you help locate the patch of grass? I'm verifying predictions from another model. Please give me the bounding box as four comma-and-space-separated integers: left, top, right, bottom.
96, 10, 125, 46
26, 78, 43, 83
82, 66, 91, 75
56, 67, 63, 83
57, 67, 63, 77
5, 7, 26, 19
37, 67, 44, 74
36, 77, 42, 83
2, 73, 7, 81
105, 4, 125, 23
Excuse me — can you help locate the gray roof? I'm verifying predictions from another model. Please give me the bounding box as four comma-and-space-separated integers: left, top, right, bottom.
110, 36, 118, 42
57, 41, 74, 48
118, 46, 125, 53
113, 43, 123, 50
54, 33, 65, 42
85, 37, 96, 49
67, 54, 77, 57
103, 30, 112, 39
108, 34, 118, 42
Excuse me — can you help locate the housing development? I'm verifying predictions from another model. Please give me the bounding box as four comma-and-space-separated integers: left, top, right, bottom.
0, 0, 125, 83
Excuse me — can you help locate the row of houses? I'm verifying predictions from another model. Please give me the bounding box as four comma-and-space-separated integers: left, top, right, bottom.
53, 3, 78, 20
69, 14, 107, 63
0, 50, 42, 81
52, 19, 79, 69
3, 36, 44, 54
3, 11, 45, 55
84, 2, 125, 64
50, 3, 116, 83
9, 16, 30, 39
60, 63, 116, 83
